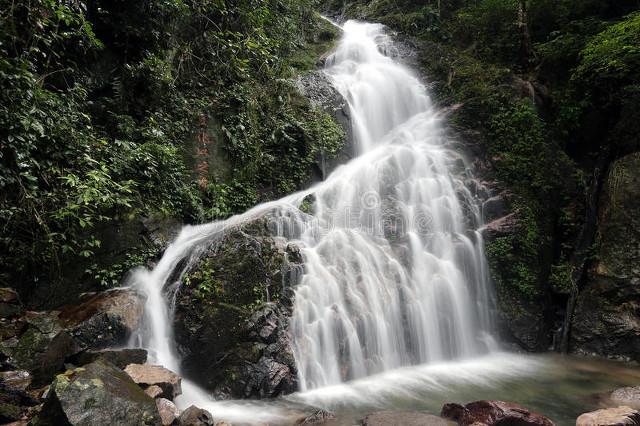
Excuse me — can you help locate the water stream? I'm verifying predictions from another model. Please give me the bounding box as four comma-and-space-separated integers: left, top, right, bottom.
126, 19, 638, 425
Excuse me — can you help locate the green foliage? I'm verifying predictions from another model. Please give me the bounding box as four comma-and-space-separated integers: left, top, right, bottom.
573, 12, 640, 101
0, 0, 344, 300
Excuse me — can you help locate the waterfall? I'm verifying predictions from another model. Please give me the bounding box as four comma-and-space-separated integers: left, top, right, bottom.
289, 20, 495, 391
129, 19, 496, 411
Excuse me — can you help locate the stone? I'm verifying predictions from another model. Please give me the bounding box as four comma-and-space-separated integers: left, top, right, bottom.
177, 405, 214, 426
37, 359, 161, 425
362, 411, 452, 426
296, 409, 335, 425
0, 379, 38, 423
145, 384, 164, 399
0, 311, 80, 386
69, 348, 148, 370
124, 363, 182, 400
441, 400, 554, 426
174, 219, 302, 399
576, 406, 640, 426
572, 153, 640, 360
0, 371, 31, 392
611, 387, 640, 409
59, 289, 146, 351
156, 397, 180, 425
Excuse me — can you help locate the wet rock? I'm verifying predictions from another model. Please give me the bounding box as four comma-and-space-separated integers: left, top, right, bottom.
59, 289, 145, 351
177, 405, 214, 426
37, 359, 161, 425
611, 387, 640, 409
572, 153, 640, 361
481, 212, 519, 241
124, 364, 182, 400
174, 219, 302, 399
69, 348, 147, 370
296, 409, 335, 425
0, 311, 80, 386
145, 385, 164, 399
441, 400, 554, 426
296, 71, 353, 179
363, 411, 452, 426
576, 406, 640, 426
156, 397, 180, 425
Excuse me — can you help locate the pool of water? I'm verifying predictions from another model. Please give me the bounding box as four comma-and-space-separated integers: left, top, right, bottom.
179, 352, 640, 426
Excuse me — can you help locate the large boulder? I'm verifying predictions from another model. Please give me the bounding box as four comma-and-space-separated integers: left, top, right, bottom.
362, 411, 452, 426
124, 364, 182, 400
572, 153, 640, 360
156, 398, 180, 426
441, 400, 554, 426
59, 289, 146, 351
576, 406, 640, 426
174, 218, 303, 399
0, 311, 79, 386
37, 359, 161, 425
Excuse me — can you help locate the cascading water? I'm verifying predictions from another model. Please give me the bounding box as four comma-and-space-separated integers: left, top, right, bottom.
129, 18, 497, 422
289, 20, 495, 391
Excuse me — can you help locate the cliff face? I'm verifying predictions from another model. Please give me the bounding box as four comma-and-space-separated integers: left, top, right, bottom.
572, 153, 640, 360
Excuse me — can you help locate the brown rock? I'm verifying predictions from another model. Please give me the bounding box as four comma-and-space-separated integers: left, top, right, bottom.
576, 406, 640, 426
145, 384, 164, 399
441, 400, 554, 426
60, 289, 145, 350
178, 405, 214, 426
124, 364, 182, 400
156, 397, 180, 425
70, 348, 148, 370
363, 411, 452, 426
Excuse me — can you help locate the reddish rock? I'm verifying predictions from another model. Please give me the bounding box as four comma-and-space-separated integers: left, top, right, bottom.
441, 400, 554, 426
145, 384, 163, 399
124, 364, 182, 400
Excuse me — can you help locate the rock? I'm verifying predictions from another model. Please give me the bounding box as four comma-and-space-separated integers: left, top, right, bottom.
59, 289, 146, 351
572, 153, 640, 360
296, 409, 335, 425
0, 379, 38, 423
296, 71, 353, 179
362, 411, 452, 426
145, 385, 164, 399
174, 219, 302, 399
576, 406, 640, 426
0, 311, 80, 386
69, 348, 147, 370
0, 370, 31, 391
441, 400, 554, 426
156, 397, 180, 425
124, 364, 182, 400
177, 405, 214, 426
611, 387, 640, 409
37, 359, 161, 425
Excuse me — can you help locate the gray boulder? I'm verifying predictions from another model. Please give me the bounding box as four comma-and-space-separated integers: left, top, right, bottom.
38, 359, 161, 425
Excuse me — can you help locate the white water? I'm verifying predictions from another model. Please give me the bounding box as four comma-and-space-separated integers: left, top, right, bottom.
128, 19, 502, 423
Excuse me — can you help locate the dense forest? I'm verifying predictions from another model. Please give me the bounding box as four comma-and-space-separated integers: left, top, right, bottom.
1, 0, 640, 424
